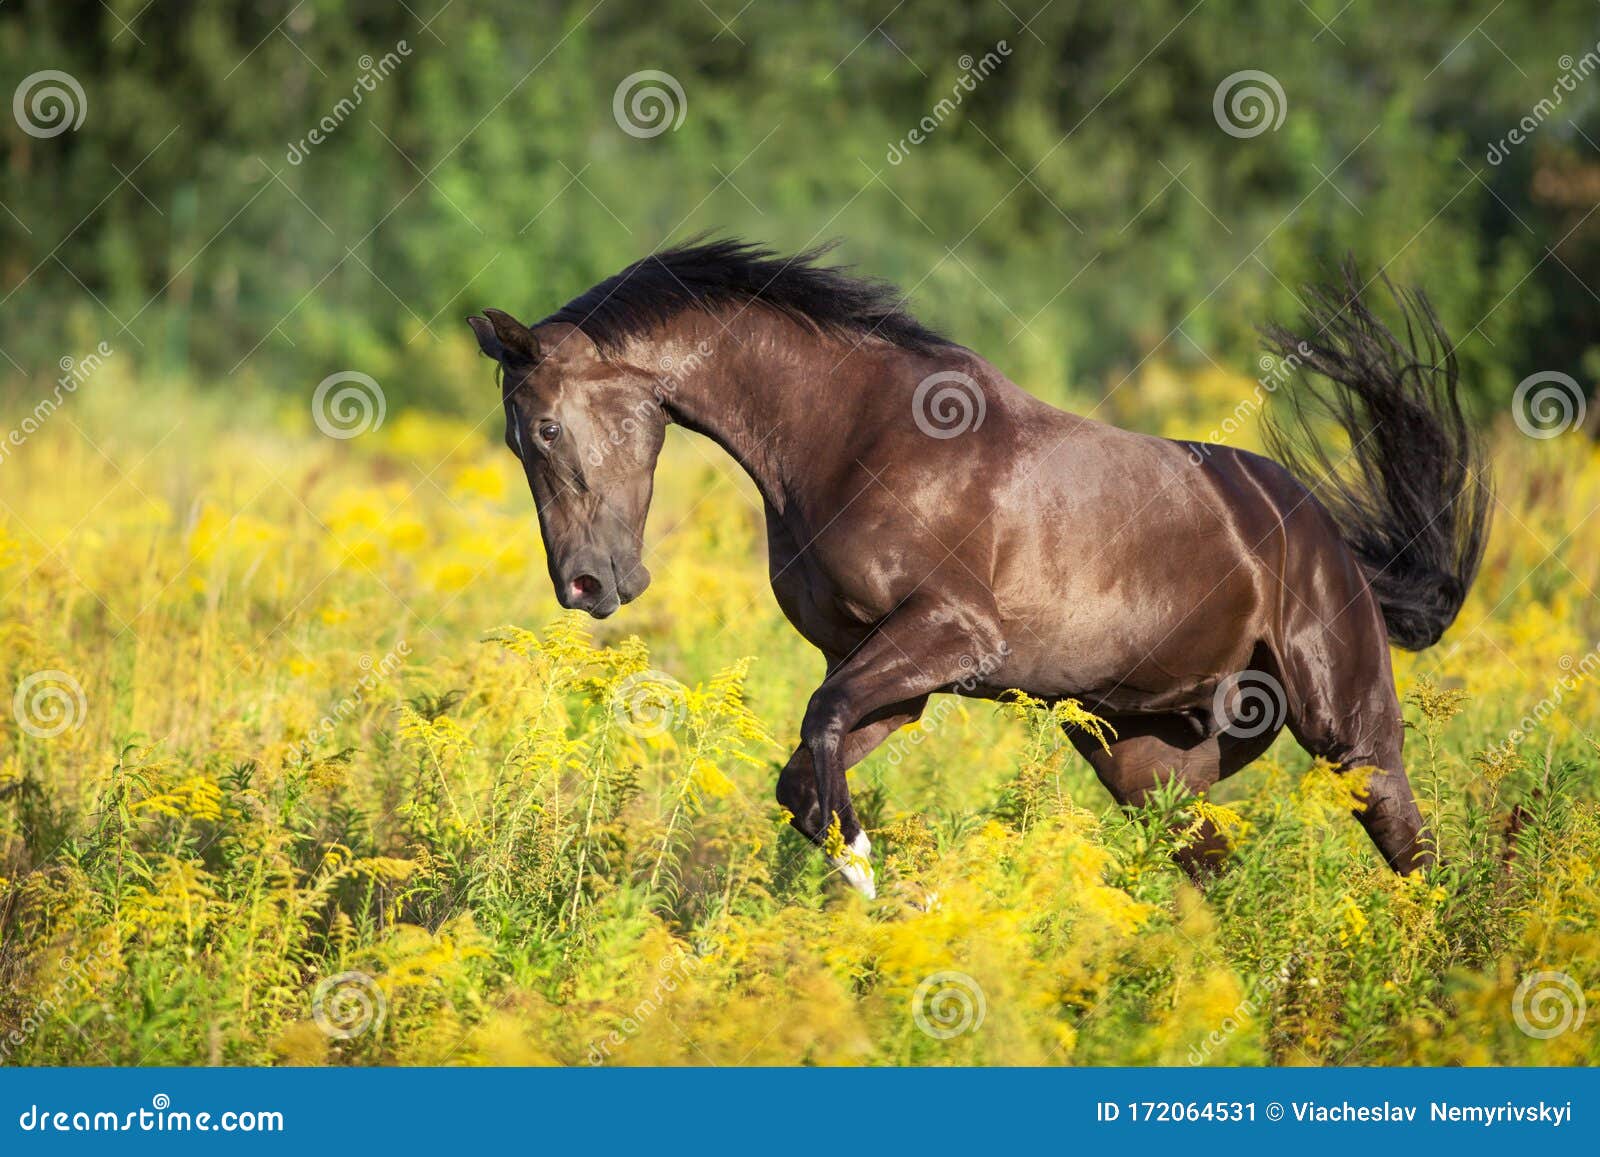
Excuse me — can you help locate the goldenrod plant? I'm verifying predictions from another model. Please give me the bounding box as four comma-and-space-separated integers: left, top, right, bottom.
1, 372, 1596, 1066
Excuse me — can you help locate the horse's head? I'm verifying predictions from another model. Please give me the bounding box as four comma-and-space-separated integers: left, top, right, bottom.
468, 309, 665, 618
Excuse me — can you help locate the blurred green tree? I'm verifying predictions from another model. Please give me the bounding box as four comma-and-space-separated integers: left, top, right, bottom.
2, 0, 1596, 419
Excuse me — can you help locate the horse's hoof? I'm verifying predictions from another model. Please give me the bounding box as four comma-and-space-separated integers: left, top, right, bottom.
831, 832, 876, 899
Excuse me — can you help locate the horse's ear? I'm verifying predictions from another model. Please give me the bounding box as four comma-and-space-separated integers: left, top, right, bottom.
482, 308, 541, 363
466, 316, 504, 362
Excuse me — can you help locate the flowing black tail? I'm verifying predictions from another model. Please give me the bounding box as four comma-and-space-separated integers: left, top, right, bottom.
1262, 262, 1493, 651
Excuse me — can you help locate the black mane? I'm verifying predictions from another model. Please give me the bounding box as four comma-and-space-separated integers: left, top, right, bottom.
540, 238, 952, 354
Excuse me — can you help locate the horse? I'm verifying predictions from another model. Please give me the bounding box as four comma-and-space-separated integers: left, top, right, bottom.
467, 239, 1491, 897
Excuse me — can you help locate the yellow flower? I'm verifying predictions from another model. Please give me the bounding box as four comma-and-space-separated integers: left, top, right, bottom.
450, 462, 509, 502
386, 517, 429, 554
690, 758, 735, 799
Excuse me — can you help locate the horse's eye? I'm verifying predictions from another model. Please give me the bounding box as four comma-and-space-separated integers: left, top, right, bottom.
539, 422, 561, 444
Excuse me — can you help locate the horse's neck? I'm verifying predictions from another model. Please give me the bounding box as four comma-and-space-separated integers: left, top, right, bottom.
649, 316, 843, 515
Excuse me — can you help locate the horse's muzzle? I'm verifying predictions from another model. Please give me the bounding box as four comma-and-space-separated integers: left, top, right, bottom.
556, 557, 649, 619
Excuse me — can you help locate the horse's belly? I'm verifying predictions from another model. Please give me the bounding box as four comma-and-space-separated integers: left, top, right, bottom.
990, 551, 1271, 710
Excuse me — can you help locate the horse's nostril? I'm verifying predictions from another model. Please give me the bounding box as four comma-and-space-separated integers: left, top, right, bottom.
570, 574, 602, 601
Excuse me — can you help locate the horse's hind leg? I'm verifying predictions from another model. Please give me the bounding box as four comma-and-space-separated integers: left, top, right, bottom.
1280, 615, 1433, 873
1068, 715, 1277, 881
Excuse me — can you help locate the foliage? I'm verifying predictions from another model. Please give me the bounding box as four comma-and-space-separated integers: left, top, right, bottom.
3, 1, 1600, 414
1, 371, 1597, 1066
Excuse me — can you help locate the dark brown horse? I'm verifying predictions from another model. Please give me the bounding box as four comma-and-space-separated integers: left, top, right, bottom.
467, 240, 1490, 897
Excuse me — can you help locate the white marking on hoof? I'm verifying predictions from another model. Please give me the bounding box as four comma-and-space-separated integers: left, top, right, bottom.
831, 832, 876, 899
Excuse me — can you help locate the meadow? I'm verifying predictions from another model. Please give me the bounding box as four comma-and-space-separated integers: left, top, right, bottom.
0, 357, 1597, 1067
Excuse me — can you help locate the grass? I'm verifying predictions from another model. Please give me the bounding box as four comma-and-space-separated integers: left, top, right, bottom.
1, 361, 1597, 1066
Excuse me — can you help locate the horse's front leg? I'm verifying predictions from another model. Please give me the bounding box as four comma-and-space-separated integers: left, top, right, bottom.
776, 698, 927, 897
794, 601, 1002, 897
